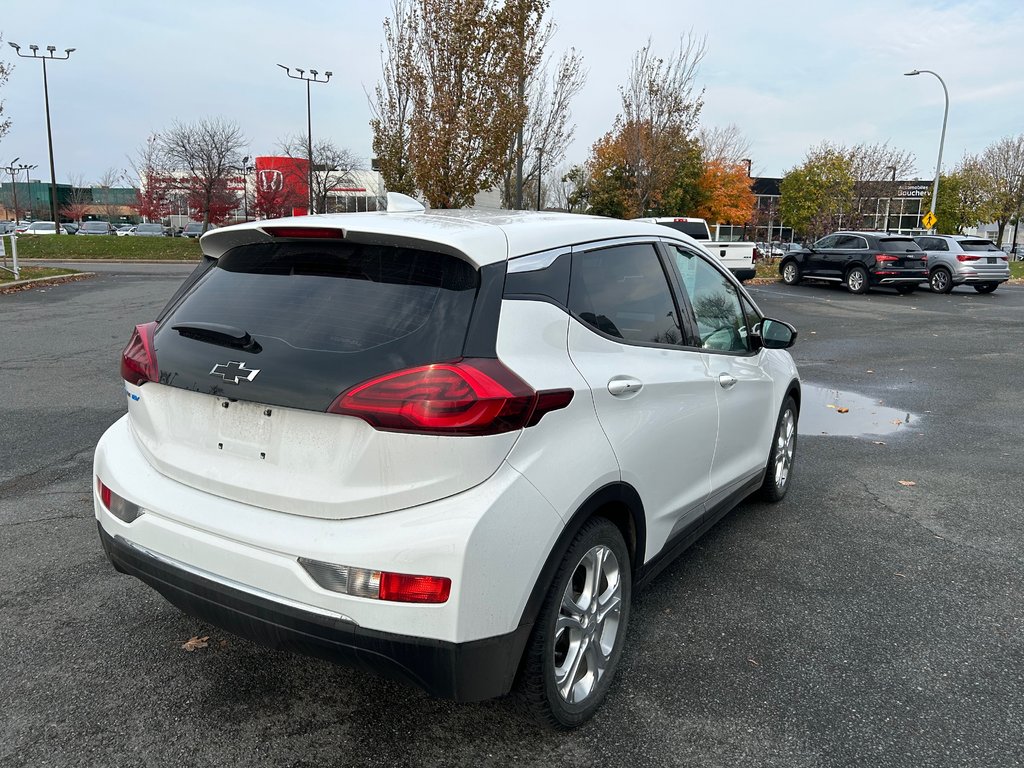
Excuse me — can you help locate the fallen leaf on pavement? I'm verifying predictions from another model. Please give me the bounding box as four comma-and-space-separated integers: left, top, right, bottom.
894, 572, 906, 578
891, 419, 903, 426
182, 636, 209, 652
747, 658, 760, 667
898, 480, 916, 487
826, 404, 836, 409
837, 407, 849, 414
866, 370, 874, 374
872, 441, 886, 445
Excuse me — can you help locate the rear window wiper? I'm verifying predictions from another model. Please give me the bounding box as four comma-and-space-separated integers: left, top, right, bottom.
171, 322, 262, 353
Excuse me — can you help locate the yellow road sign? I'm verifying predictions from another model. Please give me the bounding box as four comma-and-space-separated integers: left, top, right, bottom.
922, 211, 937, 229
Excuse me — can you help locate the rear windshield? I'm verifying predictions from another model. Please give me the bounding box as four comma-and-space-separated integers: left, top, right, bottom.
655, 220, 709, 239
83, 222, 107, 230
137, 224, 162, 232
958, 240, 1001, 252
155, 241, 480, 410
879, 238, 921, 253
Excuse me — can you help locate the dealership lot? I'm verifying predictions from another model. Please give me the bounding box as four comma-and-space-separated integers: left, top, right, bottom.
2, 267, 1022, 767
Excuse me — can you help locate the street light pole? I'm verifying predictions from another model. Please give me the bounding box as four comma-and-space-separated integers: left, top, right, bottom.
277, 65, 332, 215
238, 156, 253, 222
905, 69, 948, 231
9, 42, 75, 234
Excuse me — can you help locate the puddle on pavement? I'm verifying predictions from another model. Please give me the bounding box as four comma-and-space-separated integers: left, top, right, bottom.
799, 383, 919, 437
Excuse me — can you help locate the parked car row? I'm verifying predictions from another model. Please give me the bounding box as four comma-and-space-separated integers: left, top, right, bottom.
4, 220, 216, 237
778, 231, 1011, 295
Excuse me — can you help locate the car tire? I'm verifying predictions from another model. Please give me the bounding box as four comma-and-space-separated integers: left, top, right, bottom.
759, 396, 798, 502
973, 283, 998, 294
846, 265, 869, 294
929, 268, 953, 294
516, 517, 631, 729
895, 285, 916, 295
781, 260, 801, 285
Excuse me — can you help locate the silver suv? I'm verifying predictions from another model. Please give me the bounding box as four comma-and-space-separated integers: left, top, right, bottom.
913, 235, 1010, 294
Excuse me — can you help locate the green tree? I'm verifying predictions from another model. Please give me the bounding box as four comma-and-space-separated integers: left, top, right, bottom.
779, 144, 855, 241
923, 155, 994, 234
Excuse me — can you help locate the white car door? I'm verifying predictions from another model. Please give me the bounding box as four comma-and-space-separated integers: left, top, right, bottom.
565, 240, 719, 562
668, 244, 776, 505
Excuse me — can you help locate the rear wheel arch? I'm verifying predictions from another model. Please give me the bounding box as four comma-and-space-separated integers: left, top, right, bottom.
515, 483, 645, 638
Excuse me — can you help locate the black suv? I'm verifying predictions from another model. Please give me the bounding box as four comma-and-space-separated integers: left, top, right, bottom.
779, 231, 928, 294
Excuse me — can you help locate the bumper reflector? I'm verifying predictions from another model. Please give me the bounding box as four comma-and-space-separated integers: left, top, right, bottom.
299, 557, 451, 603
96, 478, 143, 523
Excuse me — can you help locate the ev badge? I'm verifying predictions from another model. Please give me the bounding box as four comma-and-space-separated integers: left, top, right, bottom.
210, 361, 261, 384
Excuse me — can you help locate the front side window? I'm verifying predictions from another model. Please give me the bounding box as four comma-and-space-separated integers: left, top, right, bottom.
569, 243, 684, 346
672, 247, 750, 354
815, 234, 840, 249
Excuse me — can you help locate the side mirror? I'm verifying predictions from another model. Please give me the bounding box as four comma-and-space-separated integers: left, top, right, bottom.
759, 318, 797, 349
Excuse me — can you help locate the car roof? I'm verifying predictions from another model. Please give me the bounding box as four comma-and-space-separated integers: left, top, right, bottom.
200, 210, 688, 266
833, 230, 914, 238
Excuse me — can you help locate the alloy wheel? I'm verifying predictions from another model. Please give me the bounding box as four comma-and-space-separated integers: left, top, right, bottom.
773, 408, 796, 490
553, 544, 623, 704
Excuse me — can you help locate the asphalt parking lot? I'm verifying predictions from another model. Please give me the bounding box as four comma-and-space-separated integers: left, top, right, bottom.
2, 266, 1022, 767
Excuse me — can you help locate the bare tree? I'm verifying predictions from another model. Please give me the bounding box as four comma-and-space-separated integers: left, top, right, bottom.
0, 34, 12, 144
616, 34, 706, 215
157, 117, 247, 232
979, 134, 1024, 245
279, 135, 363, 213
59, 173, 91, 223
95, 168, 126, 224
847, 141, 916, 224
369, 0, 417, 196
500, 44, 586, 208
699, 124, 751, 167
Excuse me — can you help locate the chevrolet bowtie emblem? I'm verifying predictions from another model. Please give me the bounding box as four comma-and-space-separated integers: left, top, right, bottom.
210, 361, 261, 384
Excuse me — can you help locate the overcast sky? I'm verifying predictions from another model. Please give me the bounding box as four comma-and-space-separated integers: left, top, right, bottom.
1, 0, 1021, 187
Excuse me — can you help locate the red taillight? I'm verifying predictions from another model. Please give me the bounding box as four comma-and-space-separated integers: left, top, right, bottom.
98, 478, 112, 509
329, 358, 573, 435
120, 321, 159, 385
263, 226, 345, 239
379, 572, 452, 603
956, 254, 981, 262
875, 254, 899, 262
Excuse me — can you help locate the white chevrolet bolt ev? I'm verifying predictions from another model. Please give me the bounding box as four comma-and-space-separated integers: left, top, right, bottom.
94, 196, 800, 728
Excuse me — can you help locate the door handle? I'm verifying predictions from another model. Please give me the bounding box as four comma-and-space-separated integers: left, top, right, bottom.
607, 377, 643, 397
718, 373, 738, 389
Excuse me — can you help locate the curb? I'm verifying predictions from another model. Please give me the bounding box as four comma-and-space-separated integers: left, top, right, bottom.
0, 272, 96, 293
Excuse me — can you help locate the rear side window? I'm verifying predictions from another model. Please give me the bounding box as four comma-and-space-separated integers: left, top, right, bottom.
569, 243, 684, 346
959, 240, 1001, 252
879, 238, 921, 253
175, 242, 476, 353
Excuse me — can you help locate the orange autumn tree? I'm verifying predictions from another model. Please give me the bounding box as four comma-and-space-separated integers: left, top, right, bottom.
693, 159, 755, 225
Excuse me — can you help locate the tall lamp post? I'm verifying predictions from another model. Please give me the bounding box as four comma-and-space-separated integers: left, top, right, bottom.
8, 42, 75, 234
882, 165, 897, 232
277, 65, 332, 215
536, 146, 543, 211
905, 69, 948, 232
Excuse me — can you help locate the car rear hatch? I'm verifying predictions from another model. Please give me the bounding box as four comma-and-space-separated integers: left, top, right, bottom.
878, 237, 928, 274
955, 239, 1011, 277
124, 234, 521, 520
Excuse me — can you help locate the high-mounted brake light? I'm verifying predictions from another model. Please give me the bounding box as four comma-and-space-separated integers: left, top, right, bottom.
262, 226, 346, 239
329, 358, 573, 435
120, 321, 159, 385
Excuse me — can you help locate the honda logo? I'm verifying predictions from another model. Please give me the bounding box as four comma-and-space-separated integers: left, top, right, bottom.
257, 169, 284, 193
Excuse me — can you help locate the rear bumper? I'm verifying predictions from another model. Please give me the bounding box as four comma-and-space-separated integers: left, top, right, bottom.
98, 522, 530, 702
951, 273, 1010, 285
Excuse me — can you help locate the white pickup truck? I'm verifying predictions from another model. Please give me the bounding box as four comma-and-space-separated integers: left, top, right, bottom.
634, 216, 758, 282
